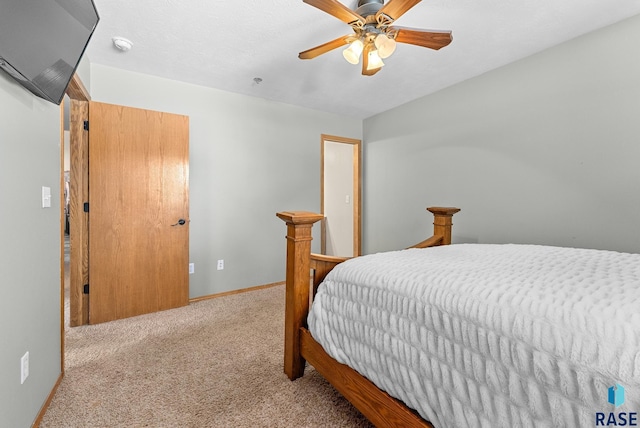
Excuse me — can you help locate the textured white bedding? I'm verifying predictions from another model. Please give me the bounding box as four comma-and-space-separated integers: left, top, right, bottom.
307, 244, 640, 427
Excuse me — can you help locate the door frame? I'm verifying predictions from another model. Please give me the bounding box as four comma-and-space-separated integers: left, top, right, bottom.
320, 134, 362, 257
59, 98, 65, 374
59, 74, 91, 373
66, 74, 91, 328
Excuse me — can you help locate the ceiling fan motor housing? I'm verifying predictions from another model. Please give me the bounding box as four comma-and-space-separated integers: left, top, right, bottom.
356, 0, 384, 18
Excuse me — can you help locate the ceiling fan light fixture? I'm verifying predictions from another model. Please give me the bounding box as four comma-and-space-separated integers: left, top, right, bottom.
342, 39, 364, 65
374, 33, 396, 59
366, 49, 384, 70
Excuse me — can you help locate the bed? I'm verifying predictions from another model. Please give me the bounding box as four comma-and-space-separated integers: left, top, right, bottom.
276, 207, 640, 427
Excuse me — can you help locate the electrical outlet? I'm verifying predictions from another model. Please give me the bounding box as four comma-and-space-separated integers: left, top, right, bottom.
189, 263, 194, 274
217, 259, 224, 270
20, 352, 29, 384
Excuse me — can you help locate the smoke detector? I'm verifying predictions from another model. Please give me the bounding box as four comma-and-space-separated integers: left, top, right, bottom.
112, 37, 133, 52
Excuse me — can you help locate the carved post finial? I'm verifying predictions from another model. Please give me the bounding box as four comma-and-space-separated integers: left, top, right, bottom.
427, 207, 460, 245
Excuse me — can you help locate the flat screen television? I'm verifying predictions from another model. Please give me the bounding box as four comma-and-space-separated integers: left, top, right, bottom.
0, 0, 99, 105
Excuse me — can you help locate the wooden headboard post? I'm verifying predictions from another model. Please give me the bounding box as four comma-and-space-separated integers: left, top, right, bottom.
427, 207, 461, 245
276, 211, 324, 380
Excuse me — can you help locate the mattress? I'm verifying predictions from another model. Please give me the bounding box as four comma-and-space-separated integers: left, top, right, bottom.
307, 244, 640, 427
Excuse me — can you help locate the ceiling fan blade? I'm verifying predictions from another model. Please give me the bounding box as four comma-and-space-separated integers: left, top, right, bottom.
303, 0, 364, 25
375, 0, 422, 22
299, 35, 352, 60
393, 27, 452, 50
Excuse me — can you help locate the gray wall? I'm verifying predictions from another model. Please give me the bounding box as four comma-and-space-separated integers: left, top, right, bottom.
363, 14, 640, 255
90, 64, 362, 297
0, 73, 62, 425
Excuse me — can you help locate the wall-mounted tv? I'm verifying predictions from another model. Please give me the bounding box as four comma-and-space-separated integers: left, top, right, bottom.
0, 0, 99, 105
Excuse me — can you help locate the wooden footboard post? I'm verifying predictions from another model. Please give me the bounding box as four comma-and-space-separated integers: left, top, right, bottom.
276, 211, 324, 380
427, 207, 461, 245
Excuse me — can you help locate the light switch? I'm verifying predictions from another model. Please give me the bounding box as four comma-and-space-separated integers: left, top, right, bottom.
345, 194, 350, 204
42, 186, 51, 208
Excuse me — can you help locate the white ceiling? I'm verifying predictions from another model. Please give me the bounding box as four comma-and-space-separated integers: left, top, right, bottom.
85, 0, 640, 119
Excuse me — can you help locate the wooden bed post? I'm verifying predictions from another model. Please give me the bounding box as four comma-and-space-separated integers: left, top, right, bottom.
276, 211, 324, 380
427, 207, 461, 245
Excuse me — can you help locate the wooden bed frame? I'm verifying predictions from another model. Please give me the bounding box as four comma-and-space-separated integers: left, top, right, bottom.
276, 207, 460, 427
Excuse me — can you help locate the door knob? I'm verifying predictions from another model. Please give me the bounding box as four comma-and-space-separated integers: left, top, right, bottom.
171, 219, 187, 226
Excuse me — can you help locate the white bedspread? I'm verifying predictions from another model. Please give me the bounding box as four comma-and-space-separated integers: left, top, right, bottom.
307, 244, 640, 427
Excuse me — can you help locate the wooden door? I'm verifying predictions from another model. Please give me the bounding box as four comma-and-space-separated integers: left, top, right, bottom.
88, 101, 189, 324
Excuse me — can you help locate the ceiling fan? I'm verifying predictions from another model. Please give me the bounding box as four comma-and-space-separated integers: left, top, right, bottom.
299, 0, 452, 76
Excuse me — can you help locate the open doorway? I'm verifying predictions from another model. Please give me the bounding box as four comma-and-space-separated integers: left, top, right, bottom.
59, 74, 91, 376
59, 93, 75, 374
62, 95, 71, 327
320, 134, 361, 257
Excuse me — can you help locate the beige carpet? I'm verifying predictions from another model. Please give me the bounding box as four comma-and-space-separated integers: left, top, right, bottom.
41, 283, 372, 427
